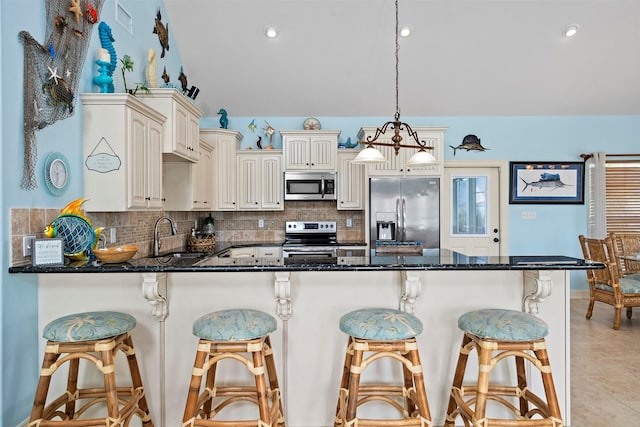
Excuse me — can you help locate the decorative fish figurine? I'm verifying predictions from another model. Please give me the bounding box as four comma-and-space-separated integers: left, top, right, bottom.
161, 66, 170, 84
263, 121, 275, 142
178, 66, 188, 92
218, 108, 229, 129
248, 119, 257, 133
345, 137, 359, 148
449, 134, 488, 156
256, 136, 262, 149
520, 174, 569, 192
153, 9, 169, 58
44, 199, 103, 260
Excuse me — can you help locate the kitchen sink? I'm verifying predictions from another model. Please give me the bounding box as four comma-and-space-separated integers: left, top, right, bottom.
152, 251, 210, 261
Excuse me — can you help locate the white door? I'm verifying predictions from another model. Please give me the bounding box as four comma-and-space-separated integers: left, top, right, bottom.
442, 166, 502, 256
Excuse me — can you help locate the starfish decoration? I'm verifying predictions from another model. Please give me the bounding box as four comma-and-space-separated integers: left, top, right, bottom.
69, 0, 82, 24
48, 66, 62, 85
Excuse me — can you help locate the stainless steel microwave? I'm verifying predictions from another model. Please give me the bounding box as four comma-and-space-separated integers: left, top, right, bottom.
284, 171, 336, 201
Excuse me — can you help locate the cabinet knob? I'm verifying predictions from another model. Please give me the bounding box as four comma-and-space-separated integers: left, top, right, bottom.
255, 202, 258, 205
145, 197, 151, 201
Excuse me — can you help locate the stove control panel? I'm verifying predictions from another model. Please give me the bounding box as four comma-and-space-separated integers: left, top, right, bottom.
285, 221, 336, 233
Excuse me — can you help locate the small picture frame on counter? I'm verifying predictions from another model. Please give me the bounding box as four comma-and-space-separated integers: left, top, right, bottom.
32, 238, 65, 267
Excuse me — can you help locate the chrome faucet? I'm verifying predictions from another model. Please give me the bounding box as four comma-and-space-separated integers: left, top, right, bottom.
154, 216, 177, 256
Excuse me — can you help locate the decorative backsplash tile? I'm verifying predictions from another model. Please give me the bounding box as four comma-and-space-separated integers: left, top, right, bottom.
9, 203, 364, 266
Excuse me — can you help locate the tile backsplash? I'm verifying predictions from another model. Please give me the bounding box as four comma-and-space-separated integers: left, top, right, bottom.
10, 202, 364, 266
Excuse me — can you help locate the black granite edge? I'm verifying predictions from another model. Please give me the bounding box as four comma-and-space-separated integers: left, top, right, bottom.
9, 258, 604, 274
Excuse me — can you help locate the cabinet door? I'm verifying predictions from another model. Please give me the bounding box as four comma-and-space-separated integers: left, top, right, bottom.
337, 151, 364, 210
188, 113, 201, 161
174, 104, 190, 158
261, 155, 283, 210
237, 154, 260, 209
146, 119, 164, 209
198, 142, 214, 209
128, 109, 149, 209
284, 137, 310, 169
309, 136, 337, 170
216, 135, 237, 210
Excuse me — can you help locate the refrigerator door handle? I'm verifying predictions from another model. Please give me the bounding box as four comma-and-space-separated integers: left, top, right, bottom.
396, 198, 401, 239
402, 197, 407, 241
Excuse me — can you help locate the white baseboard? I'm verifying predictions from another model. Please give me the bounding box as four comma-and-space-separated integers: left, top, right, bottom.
570, 289, 590, 299
16, 418, 28, 427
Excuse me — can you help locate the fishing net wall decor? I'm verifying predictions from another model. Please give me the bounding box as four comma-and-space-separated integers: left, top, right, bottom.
19, 0, 105, 190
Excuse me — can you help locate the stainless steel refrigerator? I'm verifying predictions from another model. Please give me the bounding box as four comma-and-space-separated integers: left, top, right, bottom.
369, 177, 440, 248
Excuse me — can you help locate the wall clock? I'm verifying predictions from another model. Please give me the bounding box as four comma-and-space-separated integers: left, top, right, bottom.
44, 152, 70, 196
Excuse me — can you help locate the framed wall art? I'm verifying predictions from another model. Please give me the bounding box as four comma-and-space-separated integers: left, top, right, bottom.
509, 161, 585, 204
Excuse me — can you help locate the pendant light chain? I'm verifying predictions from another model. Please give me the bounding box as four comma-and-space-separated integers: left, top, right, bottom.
395, 0, 400, 122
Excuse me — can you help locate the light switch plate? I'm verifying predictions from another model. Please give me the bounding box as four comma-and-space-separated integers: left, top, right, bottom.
23, 235, 36, 257
521, 211, 537, 220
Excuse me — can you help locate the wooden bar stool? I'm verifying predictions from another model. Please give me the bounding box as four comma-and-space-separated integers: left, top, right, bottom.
445, 309, 563, 427
182, 308, 285, 427
29, 311, 154, 427
334, 307, 432, 427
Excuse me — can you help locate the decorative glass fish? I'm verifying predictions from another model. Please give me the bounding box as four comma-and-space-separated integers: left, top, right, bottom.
44, 199, 103, 260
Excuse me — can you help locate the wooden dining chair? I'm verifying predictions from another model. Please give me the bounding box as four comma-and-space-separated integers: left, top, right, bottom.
578, 235, 640, 329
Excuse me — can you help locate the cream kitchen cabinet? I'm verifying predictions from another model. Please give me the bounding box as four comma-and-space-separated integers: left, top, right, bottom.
337, 150, 365, 210
138, 88, 202, 162
358, 127, 446, 177
280, 130, 340, 171
237, 151, 284, 210
81, 93, 166, 211
162, 140, 214, 210
200, 128, 243, 211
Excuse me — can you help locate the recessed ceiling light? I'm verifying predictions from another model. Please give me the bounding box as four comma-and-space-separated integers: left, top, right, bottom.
400, 25, 412, 37
564, 24, 579, 37
265, 26, 278, 39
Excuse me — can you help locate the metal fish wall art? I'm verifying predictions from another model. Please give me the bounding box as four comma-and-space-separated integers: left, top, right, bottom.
449, 134, 489, 156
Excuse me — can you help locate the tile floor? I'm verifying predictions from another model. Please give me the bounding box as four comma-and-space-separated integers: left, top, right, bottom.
570, 298, 640, 426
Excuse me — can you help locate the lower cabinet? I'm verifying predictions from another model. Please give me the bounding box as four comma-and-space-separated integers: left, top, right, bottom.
237, 151, 284, 210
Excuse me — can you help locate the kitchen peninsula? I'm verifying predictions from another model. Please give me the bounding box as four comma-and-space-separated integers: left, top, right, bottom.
11, 250, 601, 427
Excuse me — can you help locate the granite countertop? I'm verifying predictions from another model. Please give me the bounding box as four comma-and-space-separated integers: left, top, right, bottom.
9, 244, 603, 274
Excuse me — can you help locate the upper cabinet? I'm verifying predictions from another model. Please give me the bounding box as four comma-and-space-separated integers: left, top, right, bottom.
137, 88, 203, 162
200, 128, 243, 211
237, 151, 284, 210
162, 139, 214, 211
281, 130, 340, 171
358, 127, 446, 176
337, 150, 365, 210
81, 93, 166, 211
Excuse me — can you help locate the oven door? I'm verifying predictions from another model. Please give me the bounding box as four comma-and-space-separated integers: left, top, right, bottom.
282, 246, 337, 260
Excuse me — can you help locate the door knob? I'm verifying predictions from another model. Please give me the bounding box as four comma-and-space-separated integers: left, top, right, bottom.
493, 238, 500, 243
493, 228, 499, 233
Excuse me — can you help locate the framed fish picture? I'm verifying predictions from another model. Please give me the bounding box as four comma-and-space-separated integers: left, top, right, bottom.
509, 161, 585, 204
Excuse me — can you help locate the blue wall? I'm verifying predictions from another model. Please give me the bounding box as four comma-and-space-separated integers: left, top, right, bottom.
2, 1, 640, 425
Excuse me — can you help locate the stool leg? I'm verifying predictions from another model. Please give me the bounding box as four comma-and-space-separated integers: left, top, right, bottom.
183, 340, 210, 424
335, 336, 354, 426
263, 336, 285, 426
405, 344, 432, 421
515, 354, 529, 416
251, 341, 271, 424
123, 334, 154, 426
534, 346, 562, 422
65, 357, 80, 420
201, 350, 218, 418
473, 341, 493, 422
100, 340, 121, 421
344, 341, 364, 423
445, 334, 472, 427
30, 348, 60, 423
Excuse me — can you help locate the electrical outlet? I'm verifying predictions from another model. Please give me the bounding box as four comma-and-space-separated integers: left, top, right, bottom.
110, 228, 117, 243
346, 218, 353, 228
258, 219, 265, 228
23, 235, 36, 257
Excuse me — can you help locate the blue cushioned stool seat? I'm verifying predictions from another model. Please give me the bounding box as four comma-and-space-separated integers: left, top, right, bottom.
457, 308, 549, 341
43, 310, 136, 342
339, 307, 423, 340
193, 308, 277, 341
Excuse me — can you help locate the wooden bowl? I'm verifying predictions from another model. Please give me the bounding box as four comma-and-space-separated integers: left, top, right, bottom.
94, 244, 138, 264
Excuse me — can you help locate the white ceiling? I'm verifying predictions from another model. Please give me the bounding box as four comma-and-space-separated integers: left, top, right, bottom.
164, 0, 640, 118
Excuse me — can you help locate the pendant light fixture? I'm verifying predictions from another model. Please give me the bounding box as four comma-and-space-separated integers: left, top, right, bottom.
352, 0, 436, 166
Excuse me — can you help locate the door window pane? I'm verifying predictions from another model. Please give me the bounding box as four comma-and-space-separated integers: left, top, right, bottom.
451, 176, 487, 235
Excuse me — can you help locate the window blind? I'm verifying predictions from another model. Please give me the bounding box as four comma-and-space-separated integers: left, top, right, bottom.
606, 161, 640, 233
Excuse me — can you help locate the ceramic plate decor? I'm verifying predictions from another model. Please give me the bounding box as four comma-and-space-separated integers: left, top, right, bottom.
303, 117, 321, 130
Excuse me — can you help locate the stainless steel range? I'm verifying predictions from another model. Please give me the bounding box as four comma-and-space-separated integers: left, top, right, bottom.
282, 221, 337, 261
